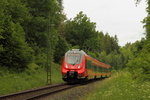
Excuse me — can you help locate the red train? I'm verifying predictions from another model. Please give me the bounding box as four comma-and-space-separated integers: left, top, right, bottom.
61, 49, 112, 82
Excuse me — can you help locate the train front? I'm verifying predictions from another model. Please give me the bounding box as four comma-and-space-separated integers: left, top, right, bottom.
61, 49, 86, 82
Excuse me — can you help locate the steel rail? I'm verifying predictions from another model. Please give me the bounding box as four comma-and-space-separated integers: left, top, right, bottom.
0, 83, 73, 100
27, 85, 78, 100
27, 78, 104, 100
0, 78, 104, 100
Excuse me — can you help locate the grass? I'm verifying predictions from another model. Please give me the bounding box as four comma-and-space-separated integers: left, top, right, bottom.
81, 71, 150, 100
0, 63, 63, 95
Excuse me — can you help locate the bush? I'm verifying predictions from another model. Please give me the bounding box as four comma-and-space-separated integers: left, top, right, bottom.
127, 50, 150, 81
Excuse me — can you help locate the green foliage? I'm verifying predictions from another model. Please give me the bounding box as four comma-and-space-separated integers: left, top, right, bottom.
25, 0, 62, 47
116, 39, 150, 82
54, 36, 70, 63
124, 1, 150, 81
0, 22, 33, 71
127, 49, 150, 81
99, 33, 119, 54
0, 0, 64, 70
64, 11, 97, 49
143, 0, 150, 40
81, 72, 150, 100
24, 0, 64, 66
128, 0, 150, 81
0, 0, 33, 71
27, 63, 40, 72
96, 51, 125, 70
0, 63, 63, 95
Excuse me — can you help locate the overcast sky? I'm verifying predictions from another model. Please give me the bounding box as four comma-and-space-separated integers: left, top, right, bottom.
63, 0, 147, 46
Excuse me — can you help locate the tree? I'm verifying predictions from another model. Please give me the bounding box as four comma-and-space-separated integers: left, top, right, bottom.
0, 0, 33, 71
0, 0, 32, 70
127, 50, 150, 81
126, 0, 150, 81
64, 11, 97, 49
53, 36, 70, 64
0, 0, 65, 70
23, 0, 64, 66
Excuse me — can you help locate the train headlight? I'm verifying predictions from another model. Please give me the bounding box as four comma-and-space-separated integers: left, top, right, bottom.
65, 64, 68, 68
78, 65, 81, 68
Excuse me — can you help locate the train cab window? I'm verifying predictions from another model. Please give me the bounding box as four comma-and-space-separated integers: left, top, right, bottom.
66, 53, 82, 65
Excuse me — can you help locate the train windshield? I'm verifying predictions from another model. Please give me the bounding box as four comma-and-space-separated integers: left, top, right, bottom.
66, 53, 82, 64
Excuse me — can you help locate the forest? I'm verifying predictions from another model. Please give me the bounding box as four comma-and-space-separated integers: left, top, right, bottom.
0, 0, 149, 84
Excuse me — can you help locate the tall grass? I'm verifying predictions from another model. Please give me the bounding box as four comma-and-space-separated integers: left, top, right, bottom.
81, 71, 150, 100
0, 63, 63, 95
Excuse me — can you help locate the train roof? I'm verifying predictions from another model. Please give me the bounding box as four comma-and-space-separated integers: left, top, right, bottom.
65, 49, 112, 69
66, 49, 86, 55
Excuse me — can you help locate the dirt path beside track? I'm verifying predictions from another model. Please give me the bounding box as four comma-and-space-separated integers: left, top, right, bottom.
42, 79, 105, 100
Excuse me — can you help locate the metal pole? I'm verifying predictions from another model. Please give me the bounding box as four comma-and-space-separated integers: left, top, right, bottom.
46, 7, 52, 85
49, 25, 52, 84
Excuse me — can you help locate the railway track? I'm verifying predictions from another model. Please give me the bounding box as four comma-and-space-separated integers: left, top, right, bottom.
0, 83, 77, 100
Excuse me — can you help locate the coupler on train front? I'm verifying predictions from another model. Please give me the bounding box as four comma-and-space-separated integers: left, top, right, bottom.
62, 71, 87, 83
63, 71, 77, 81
